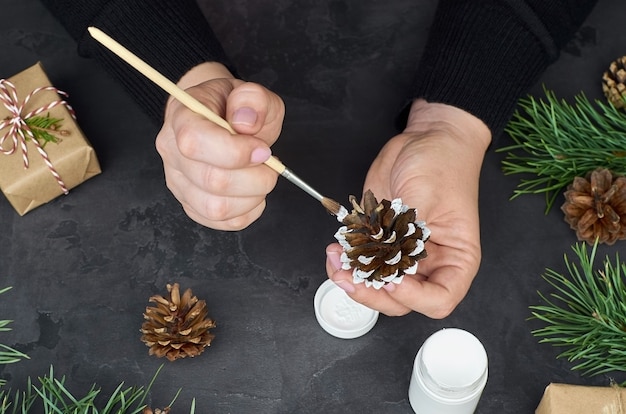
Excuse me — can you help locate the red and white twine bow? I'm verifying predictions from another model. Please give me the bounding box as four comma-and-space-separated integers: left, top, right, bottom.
0, 79, 76, 194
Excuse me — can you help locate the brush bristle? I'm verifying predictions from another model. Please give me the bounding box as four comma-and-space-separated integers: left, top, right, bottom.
321, 197, 341, 214
321, 197, 348, 221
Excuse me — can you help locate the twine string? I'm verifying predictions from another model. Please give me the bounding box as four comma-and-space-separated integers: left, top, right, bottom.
0, 79, 76, 194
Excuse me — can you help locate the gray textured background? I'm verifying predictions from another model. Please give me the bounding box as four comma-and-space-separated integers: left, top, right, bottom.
1, 0, 625, 412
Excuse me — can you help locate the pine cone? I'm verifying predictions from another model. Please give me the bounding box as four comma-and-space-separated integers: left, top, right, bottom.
143, 408, 170, 414
334, 190, 430, 289
141, 283, 216, 361
602, 56, 626, 109
561, 168, 626, 245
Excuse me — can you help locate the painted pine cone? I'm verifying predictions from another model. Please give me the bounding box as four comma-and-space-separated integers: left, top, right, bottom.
561, 168, 626, 245
141, 283, 216, 361
334, 190, 430, 289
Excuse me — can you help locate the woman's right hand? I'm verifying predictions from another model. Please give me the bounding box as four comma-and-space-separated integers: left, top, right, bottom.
155, 62, 286, 230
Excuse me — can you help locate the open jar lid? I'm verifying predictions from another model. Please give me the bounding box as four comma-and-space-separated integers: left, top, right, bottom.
314, 279, 379, 339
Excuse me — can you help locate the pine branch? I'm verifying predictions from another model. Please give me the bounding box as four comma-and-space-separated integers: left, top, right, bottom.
530, 241, 626, 376
0, 365, 194, 414
498, 88, 626, 213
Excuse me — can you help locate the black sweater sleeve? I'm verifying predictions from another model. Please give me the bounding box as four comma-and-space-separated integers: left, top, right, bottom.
411, 0, 598, 139
41, 0, 598, 136
40, 0, 236, 124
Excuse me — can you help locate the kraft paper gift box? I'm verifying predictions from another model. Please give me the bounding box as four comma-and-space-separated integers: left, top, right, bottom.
536, 383, 626, 413
0, 62, 101, 215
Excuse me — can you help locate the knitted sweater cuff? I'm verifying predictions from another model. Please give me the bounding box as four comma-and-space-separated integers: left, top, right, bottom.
410, 1, 553, 140
43, 0, 235, 124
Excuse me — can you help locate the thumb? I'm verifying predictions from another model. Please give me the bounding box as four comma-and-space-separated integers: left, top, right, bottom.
226, 82, 285, 144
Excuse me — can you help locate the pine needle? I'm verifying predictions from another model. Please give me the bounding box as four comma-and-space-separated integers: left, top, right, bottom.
530, 241, 626, 376
498, 87, 626, 213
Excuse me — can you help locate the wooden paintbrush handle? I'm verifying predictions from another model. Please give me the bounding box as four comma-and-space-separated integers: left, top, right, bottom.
87, 26, 286, 175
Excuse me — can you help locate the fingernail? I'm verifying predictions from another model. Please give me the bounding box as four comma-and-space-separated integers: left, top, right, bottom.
333, 280, 356, 294
250, 147, 271, 163
232, 107, 257, 126
383, 282, 396, 292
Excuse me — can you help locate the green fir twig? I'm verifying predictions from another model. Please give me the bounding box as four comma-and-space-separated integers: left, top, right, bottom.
498, 88, 626, 213
0, 365, 193, 414
0, 379, 36, 414
24, 113, 68, 147
530, 241, 626, 376
32, 365, 150, 414
0, 287, 29, 385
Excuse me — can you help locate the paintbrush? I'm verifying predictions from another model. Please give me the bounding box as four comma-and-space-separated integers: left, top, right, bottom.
87, 27, 346, 218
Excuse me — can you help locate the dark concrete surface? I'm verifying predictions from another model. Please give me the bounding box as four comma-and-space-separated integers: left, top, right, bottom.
1, 0, 625, 412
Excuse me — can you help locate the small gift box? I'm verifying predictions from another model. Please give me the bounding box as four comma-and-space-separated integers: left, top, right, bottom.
0, 62, 101, 215
535, 383, 626, 413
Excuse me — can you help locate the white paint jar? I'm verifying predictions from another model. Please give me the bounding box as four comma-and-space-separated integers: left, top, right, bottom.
314, 279, 379, 339
408, 328, 488, 414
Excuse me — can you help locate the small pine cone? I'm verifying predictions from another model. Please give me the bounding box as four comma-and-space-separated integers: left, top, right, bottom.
143, 408, 170, 414
141, 283, 216, 361
561, 168, 626, 245
334, 190, 430, 289
602, 56, 626, 109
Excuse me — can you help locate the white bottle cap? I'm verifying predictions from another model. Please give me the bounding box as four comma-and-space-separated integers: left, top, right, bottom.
314, 279, 379, 339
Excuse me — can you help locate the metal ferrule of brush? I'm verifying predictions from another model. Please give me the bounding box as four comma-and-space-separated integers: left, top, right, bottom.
280, 168, 323, 202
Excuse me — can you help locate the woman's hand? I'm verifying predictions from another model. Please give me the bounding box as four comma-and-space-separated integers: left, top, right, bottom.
155, 62, 285, 230
326, 99, 491, 318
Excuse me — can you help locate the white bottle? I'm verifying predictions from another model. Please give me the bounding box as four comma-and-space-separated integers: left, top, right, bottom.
408, 328, 488, 414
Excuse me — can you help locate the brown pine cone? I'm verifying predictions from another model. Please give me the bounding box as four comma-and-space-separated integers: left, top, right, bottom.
140, 283, 216, 361
334, 190, 430, 289
561, 168, 626, 245
143, 407, 170, 414
602, 56, 626, 109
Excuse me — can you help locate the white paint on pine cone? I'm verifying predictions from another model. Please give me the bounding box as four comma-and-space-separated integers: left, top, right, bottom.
354, 268, 375, 280
391, 198, 406, 216
404, 223, 416, 238
385, 250, 402, 265
383, 231, 397, 243
392, 275, 405, 284
382, 270, 399, 282
409, 240, 425, 256
358, 255, 375, 265
340, 252, 352, 270
372, 227, 384, 240
336, 205, 349, 222
416, 221, 431, 240
404, 262, 418, 275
